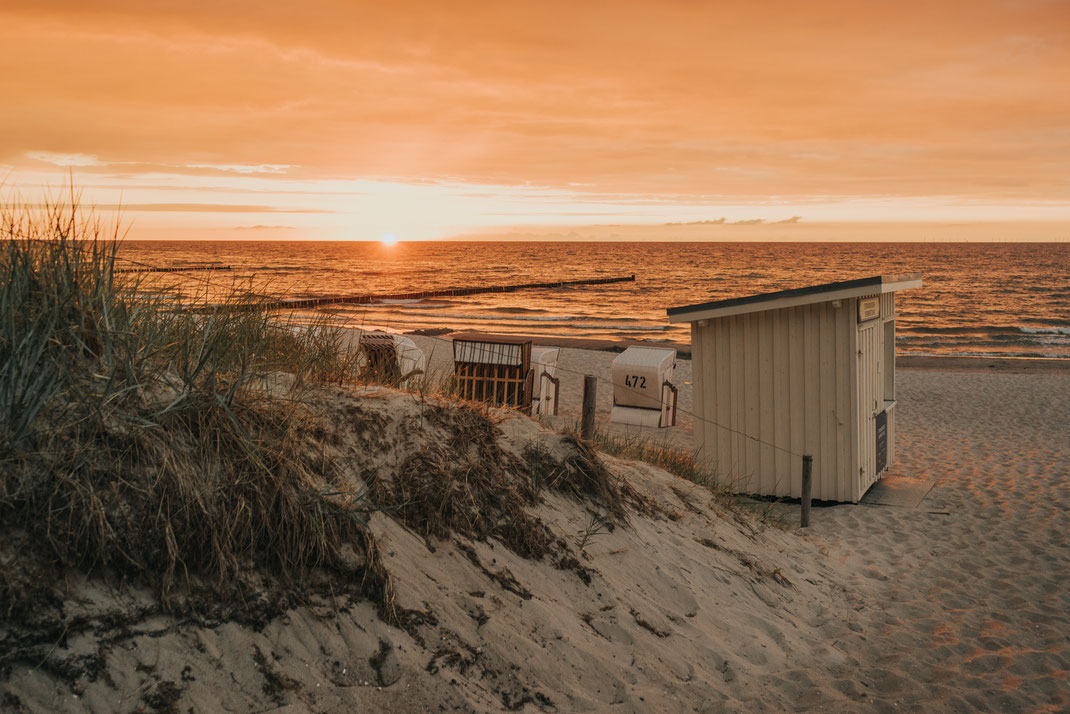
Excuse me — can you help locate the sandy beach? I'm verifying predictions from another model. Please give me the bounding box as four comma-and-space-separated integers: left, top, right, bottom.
4, 331, 1067, 712
6, 0, 1070, 708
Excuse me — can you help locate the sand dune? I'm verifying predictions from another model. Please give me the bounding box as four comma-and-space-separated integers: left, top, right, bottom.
2, 351, 1067, 712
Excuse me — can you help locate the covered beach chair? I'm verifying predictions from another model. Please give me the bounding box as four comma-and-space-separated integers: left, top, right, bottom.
359, 331, 426, 386
610, 346, 678, 428
452, 333, 534, 411
530, 345, 561, 416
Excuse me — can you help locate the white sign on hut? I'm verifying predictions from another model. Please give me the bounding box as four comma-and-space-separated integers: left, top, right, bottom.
667, 274, 922, 503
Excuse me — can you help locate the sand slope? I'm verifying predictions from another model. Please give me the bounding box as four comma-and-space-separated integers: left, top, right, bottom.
2, 388, 865, 713
2, 367, 1068, 713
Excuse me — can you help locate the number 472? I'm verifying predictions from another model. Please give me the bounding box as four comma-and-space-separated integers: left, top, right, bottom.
625, 375, 646, 389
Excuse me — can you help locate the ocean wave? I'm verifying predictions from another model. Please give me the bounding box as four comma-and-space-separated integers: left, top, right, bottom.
898, 335, 1070, 348
488, 306, 552, 314
393, 310, 644, 326
899, 326, 1070, 344
901, 350, 1070, 360
902, 326, 1021, 336
397, 311, 569, 322
353, 314, 672, 333
1019, 326, 1070, 336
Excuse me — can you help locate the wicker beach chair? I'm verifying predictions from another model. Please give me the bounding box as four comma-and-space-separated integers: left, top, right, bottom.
610, 346, 678, 428
530, 345, 560, 416
359, 331, 426, 386
452, 333, 534, 411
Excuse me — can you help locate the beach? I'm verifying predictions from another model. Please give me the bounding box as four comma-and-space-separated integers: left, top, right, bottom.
801, 368, 1070, 711
369, 335, 1070, 710
4, 333, 1067, 712
7, 0, 1070, 708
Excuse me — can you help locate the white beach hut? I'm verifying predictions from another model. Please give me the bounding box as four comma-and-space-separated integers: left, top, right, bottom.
610, 346, 678, 428
667, 274, 922, 503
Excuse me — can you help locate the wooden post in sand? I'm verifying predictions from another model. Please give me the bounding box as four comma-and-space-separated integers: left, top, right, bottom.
801, 454, 813, 528
581, 375, 597, 441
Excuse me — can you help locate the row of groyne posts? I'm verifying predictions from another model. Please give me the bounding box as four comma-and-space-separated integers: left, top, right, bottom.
169, 273, 638, 311
259, 274, 637, 311
127, 262, 818, 525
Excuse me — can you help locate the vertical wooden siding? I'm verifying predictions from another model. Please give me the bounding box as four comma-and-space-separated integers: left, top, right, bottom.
694, 300, 860, 502
880, 292, 896, 319
857, 320, 880, 492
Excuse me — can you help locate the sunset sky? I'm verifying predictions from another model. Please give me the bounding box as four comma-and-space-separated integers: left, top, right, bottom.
2, 0, 1069, 240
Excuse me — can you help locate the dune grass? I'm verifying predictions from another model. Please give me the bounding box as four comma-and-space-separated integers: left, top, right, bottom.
0, 198, 394, 622
572, 424, 789, 528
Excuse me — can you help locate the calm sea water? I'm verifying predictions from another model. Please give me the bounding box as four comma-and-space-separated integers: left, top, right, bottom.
119, 242, 1070, 359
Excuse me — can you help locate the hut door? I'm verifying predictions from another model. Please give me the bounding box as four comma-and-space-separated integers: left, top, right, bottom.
857, 322, 880, 492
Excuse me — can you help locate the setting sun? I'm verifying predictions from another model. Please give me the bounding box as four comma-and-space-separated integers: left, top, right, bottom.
380, 234, 398, 246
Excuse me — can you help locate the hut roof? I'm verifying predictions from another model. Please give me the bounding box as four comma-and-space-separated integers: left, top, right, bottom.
667, 273, 922, 324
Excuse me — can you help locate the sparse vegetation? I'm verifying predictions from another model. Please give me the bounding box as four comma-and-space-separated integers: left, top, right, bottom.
587, 427, 716, 487
365, 401, 555, 559
0, 197, 394, 625
573, 425, 790, 528
574, 511, 612, 552
521, 436, 628, 519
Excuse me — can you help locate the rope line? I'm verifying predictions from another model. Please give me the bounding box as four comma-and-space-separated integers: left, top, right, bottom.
363, 316, 806, 460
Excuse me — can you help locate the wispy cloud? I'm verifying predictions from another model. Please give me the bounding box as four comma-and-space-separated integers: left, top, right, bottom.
5, 202, 332, 214
2, 0, 1068, 229
185, 163, 291, 175
25, 151, 104, 167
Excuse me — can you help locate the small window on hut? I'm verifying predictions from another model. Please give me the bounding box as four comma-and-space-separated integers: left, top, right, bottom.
883, 319, 895, 401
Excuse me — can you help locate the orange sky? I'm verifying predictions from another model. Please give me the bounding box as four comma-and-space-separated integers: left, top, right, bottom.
2, 0, 1069, 239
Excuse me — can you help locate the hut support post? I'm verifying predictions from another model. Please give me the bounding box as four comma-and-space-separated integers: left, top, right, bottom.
581, 375, 597, 441
801, 454, 813, 527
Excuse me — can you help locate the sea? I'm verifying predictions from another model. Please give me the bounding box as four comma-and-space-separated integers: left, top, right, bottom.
118, 241, 1070, 360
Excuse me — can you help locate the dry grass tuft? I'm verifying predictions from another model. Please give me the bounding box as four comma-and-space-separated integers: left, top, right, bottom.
364, 402, 554, 559
566, 425, 783, 528
0, 197, 395, 628
522, 436, 631, 521
583, 427, 718, 490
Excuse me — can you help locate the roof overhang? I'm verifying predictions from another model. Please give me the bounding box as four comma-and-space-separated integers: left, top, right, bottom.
667, 273, 922, 324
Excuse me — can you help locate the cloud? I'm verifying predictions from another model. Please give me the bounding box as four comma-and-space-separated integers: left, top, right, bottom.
1, 0, 1068, 209
25, 151, 104, 167
4, 202, 333, 214
664, 218, 726, 226
185, 163, 292, 175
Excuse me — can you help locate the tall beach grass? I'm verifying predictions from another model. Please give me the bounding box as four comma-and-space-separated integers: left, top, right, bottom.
0, 197, 393, 621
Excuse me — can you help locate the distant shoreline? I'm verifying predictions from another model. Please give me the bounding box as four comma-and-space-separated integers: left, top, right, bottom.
403, 328, 1070, 372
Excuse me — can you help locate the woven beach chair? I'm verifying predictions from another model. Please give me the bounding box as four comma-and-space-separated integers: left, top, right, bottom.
452, 333, 534, 411
530, 345, 560, 416
359, 331, 426, 386
610, 346, 678, 428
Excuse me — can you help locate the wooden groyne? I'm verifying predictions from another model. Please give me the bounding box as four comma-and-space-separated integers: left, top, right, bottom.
116, 265, 232, 274
204, 274, 636, 311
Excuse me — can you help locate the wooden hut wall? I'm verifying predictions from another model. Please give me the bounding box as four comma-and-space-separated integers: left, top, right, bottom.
691, 299, 861, 502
